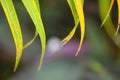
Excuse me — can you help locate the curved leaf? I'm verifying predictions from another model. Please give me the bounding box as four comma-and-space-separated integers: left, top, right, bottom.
23, 0, 39, 49
61, 0, 84, 45
116, 0, 120, 35
100, 0, 114, 27
61, 0, 79, 45
23, 31, 38, 49
0, 0, 23, 71
61, 21, 79, 45
61, 0, 85, 56
22, 0, 46, 70
99, 0, 120, 47
74, 0, 85, 56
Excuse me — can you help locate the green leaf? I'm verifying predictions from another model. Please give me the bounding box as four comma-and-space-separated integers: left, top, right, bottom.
100, 0, 115, 27
99, 0, 120, 47
61, 0, 85, 56
60, 21, 79, 45
67, 0, 79, 24
23, 0, 40, 49
23, 31, 38, 49
0, 0, 23, 71
74, 0, 85, 56
61, 0, 79, 45
61, 0, 85, 45
116, 0, 120, 35
22, 0, 46, 70
99, 0, 115, 35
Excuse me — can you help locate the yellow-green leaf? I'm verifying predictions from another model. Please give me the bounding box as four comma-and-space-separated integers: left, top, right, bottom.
61, 0, 79, 45
23, 0, 39, 49
116, 0, 120, 35
99, 0, 115, 35
22, 0, 46, 70
117, 0, 120, 25
100, 0, 114, 27
61, 0, 84, 45
0, 0, 23, 71
99, 0, 120, 47
61, 21, 79, 45
74, 0, 85, 56
67, 0, 79, 24
23, 31, 38, 49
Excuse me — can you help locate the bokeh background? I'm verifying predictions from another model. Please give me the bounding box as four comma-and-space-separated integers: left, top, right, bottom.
0, 0, 120, 80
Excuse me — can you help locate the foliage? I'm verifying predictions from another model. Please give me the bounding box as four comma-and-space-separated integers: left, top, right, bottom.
0, 0, 120, 72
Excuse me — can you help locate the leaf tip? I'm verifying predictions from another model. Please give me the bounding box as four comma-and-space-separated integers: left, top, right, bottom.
115, 25, 120, 36
75, 45, 82, 56
38, 64, 42, 71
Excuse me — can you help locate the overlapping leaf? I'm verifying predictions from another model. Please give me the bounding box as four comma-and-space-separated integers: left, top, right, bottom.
0, 0, 23, 71
22, 0, 46, 70
23, 0, 39, 49
74, 0, 85, 56
61, 0, 85, 56
116, 0, 120, 35
61, 0, 79, 45
99, 0, 120, 47
100, 0, 114, 27
99, 0, 115, 35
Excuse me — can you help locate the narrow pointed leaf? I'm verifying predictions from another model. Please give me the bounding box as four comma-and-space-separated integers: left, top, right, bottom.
61, 21, 79, 45
67, 0, 79, 24
100, 0, 114, 27
23, 31, 38, 49
74, 0, 85, 56
61, 0, 84, 46
99, 0, 115, 34
61, 0, 79, 45
117, 0, 120, 25
23, 0, 40, 49
115, 0, 120, 35
22, 0, 46, 70
99, 0, 120, 47
0, 0, 23, 71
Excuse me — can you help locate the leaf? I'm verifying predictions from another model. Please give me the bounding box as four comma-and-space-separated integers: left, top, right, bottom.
61, 0, 85, 45
100, 0, 115, 27
99, 0, 115, 35
60, 21, 79, 45
115, 0, 120, 36
23, 31, 38, 49
61, 0, 85, 56
74, 0, 85, 56
99, 0, 120, 47
61, 0, 79, 45
22, 0, 46, 70
0, 0, 23, 71
23, 0, 40, 49
67, 0, 79, 24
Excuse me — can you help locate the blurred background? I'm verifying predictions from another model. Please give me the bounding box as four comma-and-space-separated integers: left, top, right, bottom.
0, 0, 120, 80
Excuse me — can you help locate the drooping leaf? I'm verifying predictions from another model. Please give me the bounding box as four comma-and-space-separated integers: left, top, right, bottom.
67, 0, 79, 24
100, 0, 115, 27
117, 0, 120, 25
22, 0, 46, 70
99, 0, 115, 35
61, 0, 84, 45
23, 0, 39, 49
23, 31, 38, 49
61, 0, 85, 56
99, 0, 120, 47
115, 0, 120, 35
74, 0, 85, 56
61, 21, 79, 45
61, 0, 79, 45
0, 0, 23, 71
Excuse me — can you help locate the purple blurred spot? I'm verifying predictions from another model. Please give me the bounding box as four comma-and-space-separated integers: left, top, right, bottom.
44, 37, 89, 63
